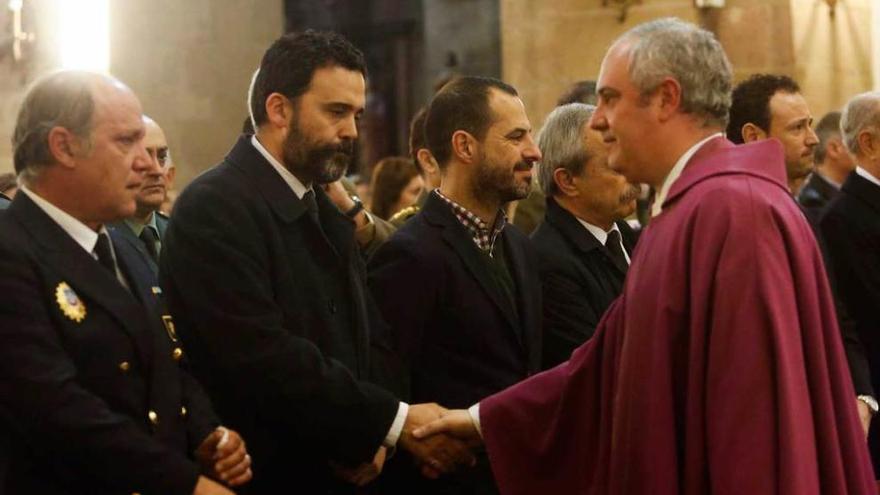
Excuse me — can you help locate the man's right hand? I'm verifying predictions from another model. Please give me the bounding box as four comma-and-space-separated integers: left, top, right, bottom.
413, 409, 483, 446
398, 403, 476, 479
193, 475, 235, 495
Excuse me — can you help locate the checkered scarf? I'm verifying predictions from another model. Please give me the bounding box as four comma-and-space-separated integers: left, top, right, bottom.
434, 190, 506, 256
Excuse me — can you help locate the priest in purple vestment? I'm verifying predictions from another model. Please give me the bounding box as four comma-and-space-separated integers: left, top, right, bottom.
413, 17, 877, 494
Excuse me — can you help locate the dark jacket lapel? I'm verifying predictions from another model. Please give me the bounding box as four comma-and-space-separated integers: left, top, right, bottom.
108, 221, 157, 274
422, 193, 523, 339
545, 197, 628, 276
10, 195, 152, 351
843, 171, 880, 216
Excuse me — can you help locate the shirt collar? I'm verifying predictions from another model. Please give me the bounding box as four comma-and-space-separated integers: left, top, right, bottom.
434, 190, 507, 255
652, 132, 724, 217
575, 217, 619, 246
20, 185, 103, 254
856, 166, 880, 188
251, 134, 311, 199
124, 212, 158, 237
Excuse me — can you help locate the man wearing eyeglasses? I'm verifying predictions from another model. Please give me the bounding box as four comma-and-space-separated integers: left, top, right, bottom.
110, 115, 172, 274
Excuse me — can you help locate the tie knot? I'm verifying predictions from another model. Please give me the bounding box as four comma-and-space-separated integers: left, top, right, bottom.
605, 229, 621, 246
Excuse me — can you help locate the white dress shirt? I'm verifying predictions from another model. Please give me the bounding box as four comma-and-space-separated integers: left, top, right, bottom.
19, 185, 127, 288
250, 136, 409, 448
576, 218, 631, 265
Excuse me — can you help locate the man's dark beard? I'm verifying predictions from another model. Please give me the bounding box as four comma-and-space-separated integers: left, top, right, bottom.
473, 153, 533, 205
282, 124, 354, 185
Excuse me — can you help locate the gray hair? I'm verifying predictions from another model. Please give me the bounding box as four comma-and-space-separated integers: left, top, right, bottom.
13, 70, 97, 183
617, 17, 732, 128
840, 92, 880, 156
536, 103, 595, 197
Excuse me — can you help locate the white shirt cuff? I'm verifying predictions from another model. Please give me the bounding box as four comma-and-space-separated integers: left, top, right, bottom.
468, 403, 483, 439
384, 402, 409, 447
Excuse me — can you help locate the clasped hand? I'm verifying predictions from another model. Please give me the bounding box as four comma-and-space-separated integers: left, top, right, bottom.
399, 403, 479, 479
195, 426, 253, 487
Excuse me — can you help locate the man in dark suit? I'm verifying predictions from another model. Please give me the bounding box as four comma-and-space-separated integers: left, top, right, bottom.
161, 31, 469, 494
531, 103, 639, 368
368, 76, 543, 494
798, 111, 856, 222
0, 71, 249, 495
820, 91, 880, 472
110, 115, 172, 274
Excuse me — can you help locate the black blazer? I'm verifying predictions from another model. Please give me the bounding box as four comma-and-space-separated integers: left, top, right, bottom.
160, 136, 399, 493
531, 197, 636, 368
798, 172, 839, 223
368, 192, 542, 409
0, 193, 217, 495
820, 170, 880, 469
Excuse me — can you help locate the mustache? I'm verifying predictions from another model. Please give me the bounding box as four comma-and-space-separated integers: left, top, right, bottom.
513, 161, 533, 172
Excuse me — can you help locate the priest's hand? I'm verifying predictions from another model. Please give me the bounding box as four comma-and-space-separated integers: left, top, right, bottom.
331, 446, 387, 487
413, 409, 483, 446
196, 426, 253, 487
399, 403, 476, 478
856, 399, 872, 437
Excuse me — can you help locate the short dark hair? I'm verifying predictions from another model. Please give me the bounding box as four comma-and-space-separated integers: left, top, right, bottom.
408, 107, 428, 175
556, 80, 597, 106
250, 30, 366, 126
813, 111, 842, 164
727, 73, 800, 144
424, 76, 518, 167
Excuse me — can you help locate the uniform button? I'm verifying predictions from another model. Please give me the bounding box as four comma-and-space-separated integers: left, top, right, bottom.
328, 300, 337, 314
118, 361, 131, 372
180, 406, 187, 418
147, 410, 159, 425
172, 347, 184, 361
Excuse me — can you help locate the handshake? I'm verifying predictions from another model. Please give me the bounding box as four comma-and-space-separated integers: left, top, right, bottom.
334, 403, 486, 487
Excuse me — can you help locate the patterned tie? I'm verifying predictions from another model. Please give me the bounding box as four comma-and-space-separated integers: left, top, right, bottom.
139, 227, 159, 263
94, 233, 117, 275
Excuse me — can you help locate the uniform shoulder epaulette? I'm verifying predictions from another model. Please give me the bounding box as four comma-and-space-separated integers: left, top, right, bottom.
389, 205, 420, 227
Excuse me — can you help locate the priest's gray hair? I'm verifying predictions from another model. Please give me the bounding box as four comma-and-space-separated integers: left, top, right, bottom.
840, 91, 880, 156
616, 17, 732, 129
536, 103, 595, 197
13, 70, 97, 183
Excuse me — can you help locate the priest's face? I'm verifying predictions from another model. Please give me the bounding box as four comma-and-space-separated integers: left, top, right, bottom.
590, 42, 660, 186
575, 127, 639, 223
767, 91, 818, 185
282, 66, 364, 185
473, 89, 542, 204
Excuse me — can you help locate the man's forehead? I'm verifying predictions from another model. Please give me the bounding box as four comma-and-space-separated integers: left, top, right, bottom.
305, 65, 366, 106
596, 41, 632, 90
144, 121, 168, 147
487, 89, 530, 131
769, 91, 811, 121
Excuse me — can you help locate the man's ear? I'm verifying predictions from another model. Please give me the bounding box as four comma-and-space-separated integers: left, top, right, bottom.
451, 130, 477, 163
857, 129, 879, 159
46, 126, 84, 169
265, 93, 293, 130
656, 77, 682, 122
417, 148, 440, 176
553, 167, 579, 197
741, 123, 767, 143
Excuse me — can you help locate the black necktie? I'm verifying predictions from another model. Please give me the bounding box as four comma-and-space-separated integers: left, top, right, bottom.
139, 227, 159, 263
94, 233, 117, 275
302, 189, 320, 224
605, 229, 628, 272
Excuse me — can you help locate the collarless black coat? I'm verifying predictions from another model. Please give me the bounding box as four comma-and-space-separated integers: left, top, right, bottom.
531, 197, 637, 368
0, 193, 216, 495
160, 136, 399, 493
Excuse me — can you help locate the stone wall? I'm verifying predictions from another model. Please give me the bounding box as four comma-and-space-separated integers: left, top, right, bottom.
500, 0, 873, 130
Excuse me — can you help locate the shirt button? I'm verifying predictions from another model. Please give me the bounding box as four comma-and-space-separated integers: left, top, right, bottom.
148, 410, 159, 425
172, 347, 184, 361
118, 361, 131, 372
180, 406, 188, 418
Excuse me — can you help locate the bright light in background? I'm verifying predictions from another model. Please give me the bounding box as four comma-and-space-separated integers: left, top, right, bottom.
57, 0, 109, 72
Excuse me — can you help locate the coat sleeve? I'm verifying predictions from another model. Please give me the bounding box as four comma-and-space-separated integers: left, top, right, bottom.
161, 183, 399, 465
0, 246, 200, 495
